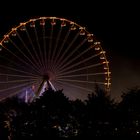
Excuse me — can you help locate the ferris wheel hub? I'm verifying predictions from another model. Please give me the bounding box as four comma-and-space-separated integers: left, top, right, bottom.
43, 75, 49, 81
43, 70, 56, 81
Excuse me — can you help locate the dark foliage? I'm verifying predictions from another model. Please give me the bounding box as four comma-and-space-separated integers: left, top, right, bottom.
1, 87, 140, 139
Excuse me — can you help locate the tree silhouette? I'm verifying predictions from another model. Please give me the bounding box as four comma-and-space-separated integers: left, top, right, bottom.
0, 96, 29, 140
117, 87, 140, 136
2, 86, 140, 138
83, 86, 115, 137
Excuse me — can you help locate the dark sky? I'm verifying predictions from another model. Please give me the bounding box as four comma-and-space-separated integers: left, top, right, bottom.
0, 1, 139, 101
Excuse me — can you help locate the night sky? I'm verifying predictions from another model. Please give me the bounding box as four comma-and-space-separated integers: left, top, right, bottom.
0, 1, 139, 101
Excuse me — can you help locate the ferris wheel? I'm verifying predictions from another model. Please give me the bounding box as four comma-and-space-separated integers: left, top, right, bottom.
0, 17, 111, 101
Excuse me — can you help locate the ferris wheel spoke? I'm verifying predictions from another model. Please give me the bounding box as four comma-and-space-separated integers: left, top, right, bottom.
0, 87, 33, 101
56, 44, 93, 71
16, 30, 39, 70
57, 80, 92, 92
0, 78, 39, 84
53, 29, 71, 65
0, 81, 38, 101
56, 38, 87, 70
51, 27, 62, 70
57, 79, 104, 85
15, 30, 38, 63
25, 26, 43, 69
0, 44, 41, 73
56, 32, 80, 67
57, 63, 103, 76
48, 25, 54, 70
0, 73, 40, 79
0, 80, 36, 93
42, 25, 47, 70
57, 72, 105, 78
33, 26, 46, 71
8, 38, 41, 74
0, 64, 40, 77
58, 52, 101, 73
0, 55, 40, 76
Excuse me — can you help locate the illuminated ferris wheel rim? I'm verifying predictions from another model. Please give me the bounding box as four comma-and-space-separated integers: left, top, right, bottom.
0, 16, 111, 100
